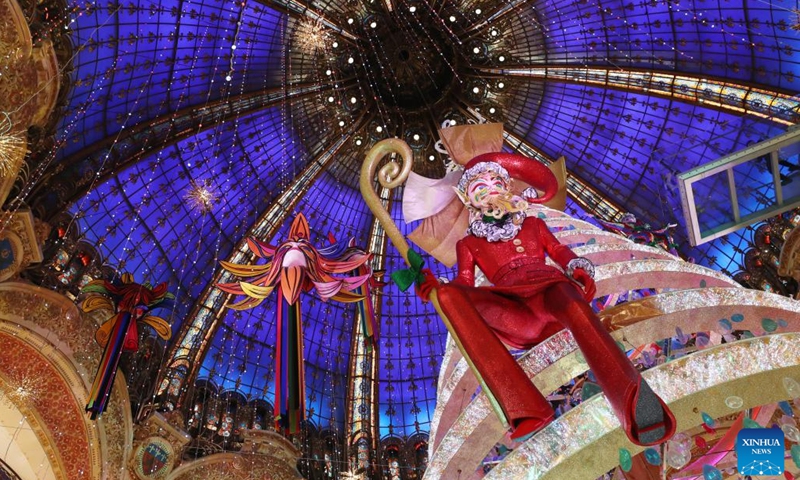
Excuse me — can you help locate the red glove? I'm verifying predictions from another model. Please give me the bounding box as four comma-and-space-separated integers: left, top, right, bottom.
415, 269, 439, 302
571, 268, 596, 301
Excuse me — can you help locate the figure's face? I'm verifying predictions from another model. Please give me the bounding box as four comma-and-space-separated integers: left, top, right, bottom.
466, 171, 509, 208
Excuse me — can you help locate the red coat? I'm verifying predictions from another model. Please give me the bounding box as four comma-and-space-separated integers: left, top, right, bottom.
452, 216, 584, 296
439, 216, 590, 350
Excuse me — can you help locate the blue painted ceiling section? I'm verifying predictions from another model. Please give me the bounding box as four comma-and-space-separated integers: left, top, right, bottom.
59, 0, 800, 440
374, 199, 451, 439
512, 82, 785, 215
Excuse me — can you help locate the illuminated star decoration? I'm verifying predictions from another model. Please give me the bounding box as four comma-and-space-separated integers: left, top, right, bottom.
184, 179, 219, 213
217, 213, 372, 433
295, 19, 328, 53
0, 113, 27, 176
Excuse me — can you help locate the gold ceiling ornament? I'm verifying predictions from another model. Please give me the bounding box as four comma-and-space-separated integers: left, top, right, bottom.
171, 453, 302, 480
295, 19, 328, 54
0, 112, 27, 178
792, 9, 800, 31
0, 365, 46, 408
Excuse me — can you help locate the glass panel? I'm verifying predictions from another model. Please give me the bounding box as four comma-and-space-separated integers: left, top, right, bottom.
691, 170, 735, 237
733, 157, 777, 219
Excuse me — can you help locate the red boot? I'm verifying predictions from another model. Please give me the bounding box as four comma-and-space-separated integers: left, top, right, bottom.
510, 413, 556, 443
623, 380, 676, 446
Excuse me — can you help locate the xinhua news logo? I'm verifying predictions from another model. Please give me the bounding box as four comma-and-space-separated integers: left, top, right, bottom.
736, 428, 784, 476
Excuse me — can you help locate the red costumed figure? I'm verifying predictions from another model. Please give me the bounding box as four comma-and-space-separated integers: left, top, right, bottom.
383, 124, 676, 446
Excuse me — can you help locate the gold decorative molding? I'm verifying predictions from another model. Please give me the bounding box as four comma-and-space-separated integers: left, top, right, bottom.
0, 0, 31, 60
0, 282, 135, 479
162, 430, 303, 480
130, 412, 192, 479
0, 208, 44, 280
0, 321, 101, 479
168, 448, 304, 480
241, 429, 302, 466
0, 229, 23, 282
0, 371, 64, 480
0, 281, 98, 380
0, 0, 60, 129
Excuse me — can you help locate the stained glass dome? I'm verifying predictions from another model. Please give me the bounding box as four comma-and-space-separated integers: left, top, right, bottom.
19, 0, 800, 473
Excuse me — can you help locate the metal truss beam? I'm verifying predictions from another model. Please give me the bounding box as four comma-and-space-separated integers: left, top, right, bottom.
475, 66, 800, 126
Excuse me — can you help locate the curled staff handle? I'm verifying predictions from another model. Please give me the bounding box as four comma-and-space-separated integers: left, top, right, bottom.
359, 138, 414, 267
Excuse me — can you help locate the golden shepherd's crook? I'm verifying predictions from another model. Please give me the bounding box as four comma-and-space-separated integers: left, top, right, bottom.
359, 138, 414, 267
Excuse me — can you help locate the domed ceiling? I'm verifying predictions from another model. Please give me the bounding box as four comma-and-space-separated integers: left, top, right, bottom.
28, 0, 799, 440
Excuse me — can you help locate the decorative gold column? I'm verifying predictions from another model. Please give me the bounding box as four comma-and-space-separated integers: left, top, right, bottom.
0, 282, 135, 480
344, 210, 388, 477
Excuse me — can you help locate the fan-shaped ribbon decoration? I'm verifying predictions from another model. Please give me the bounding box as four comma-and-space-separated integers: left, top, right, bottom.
217, 213, 374, 433
81, 273, 174, 419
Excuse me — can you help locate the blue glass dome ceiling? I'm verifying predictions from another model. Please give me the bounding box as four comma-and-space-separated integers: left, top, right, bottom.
48, 0, 800, 438
59, 0, 286, 157
69, 107, 308, 327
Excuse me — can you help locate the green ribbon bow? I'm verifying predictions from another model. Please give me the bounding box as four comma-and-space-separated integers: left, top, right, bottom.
391, 249, 425, 292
